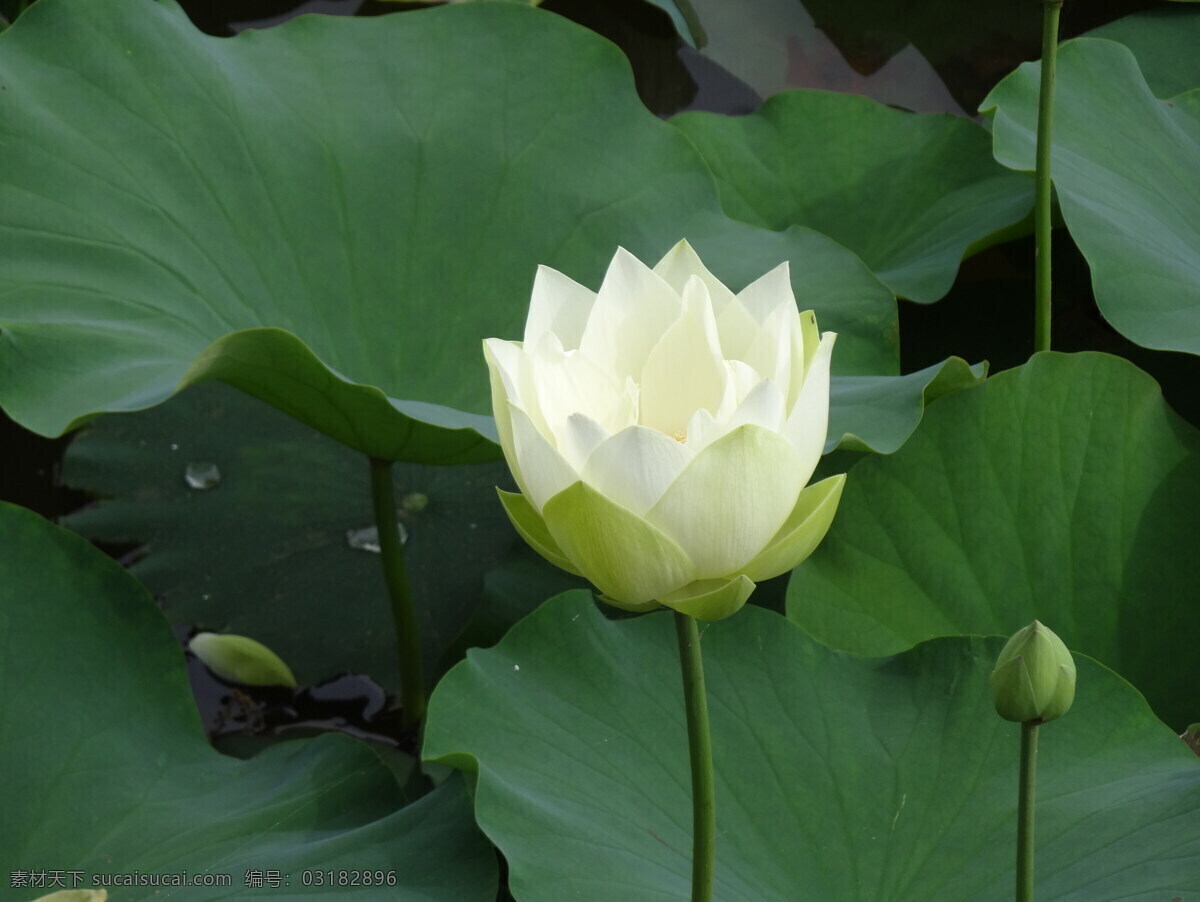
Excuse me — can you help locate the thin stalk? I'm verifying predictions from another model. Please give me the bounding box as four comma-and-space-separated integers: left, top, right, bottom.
674, 612, 716, 902
368, 456, 425, 732
1016, 722, 1040, 902
1033, 0, 1063, 353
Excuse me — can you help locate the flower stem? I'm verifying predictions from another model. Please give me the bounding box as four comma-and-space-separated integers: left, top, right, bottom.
368, 456, 425, 733
1033, 0, 1063, 354
1016, 722, 1040, 902
674, 611, 716, 902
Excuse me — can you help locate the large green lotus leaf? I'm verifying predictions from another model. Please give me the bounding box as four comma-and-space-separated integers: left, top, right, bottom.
982, 39, 1200, 355
61, 381, 516, 693
828, 357, 986, 453
439, 549, 590, 669
787, 352, 1200, 729
673, 91, 1034, 302
0, 0, 897, 465
0, 502, 496, 899
425, 592, 1200, 901
1087, 9, 1200, 99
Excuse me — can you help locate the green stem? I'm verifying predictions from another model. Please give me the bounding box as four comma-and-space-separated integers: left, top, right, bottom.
1016, 722, 1039, 902
674, 612, 716, 902
1033, 0, 1063, 354
368, 456, 426, 733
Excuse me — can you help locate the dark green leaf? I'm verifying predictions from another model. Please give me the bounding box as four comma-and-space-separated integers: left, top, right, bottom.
0, 501, 496, 899
62, 382, 517, 692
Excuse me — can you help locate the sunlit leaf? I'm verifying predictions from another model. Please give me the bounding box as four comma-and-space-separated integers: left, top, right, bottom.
983, 38, 1200, 355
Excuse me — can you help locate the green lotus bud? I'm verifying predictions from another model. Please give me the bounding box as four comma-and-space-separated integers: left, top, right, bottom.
401, 491, 429, 512
990, 620, 1075, 724
189, 631, 298, 688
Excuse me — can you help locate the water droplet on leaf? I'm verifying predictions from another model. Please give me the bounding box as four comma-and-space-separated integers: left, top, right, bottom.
346, 521, 408, 552
184, 461, 221, 490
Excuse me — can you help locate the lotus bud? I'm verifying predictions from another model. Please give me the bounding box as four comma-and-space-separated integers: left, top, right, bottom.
189, 631, 298, 688
990, 620, 1076, 724
484, 241, 844, 621
401, 491, 429, 512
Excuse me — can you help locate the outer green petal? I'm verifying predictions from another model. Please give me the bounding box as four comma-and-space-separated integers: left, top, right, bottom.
646, 424, 804, 578
543, 482, 694, 604
497, 489, 581, 577
659, 574, 756, 621
597, 594, 663, 614
740, 474, 845, 582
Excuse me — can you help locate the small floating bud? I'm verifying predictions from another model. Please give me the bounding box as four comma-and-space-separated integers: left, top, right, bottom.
401, 492, 429, 512
190, 631, 298, 688
990, 620, 1075, 724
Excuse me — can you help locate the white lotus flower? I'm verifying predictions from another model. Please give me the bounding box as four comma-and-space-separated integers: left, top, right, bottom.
484, 241, 844, 620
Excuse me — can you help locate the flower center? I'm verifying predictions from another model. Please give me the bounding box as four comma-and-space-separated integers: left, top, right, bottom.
673, 429, 687, 443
